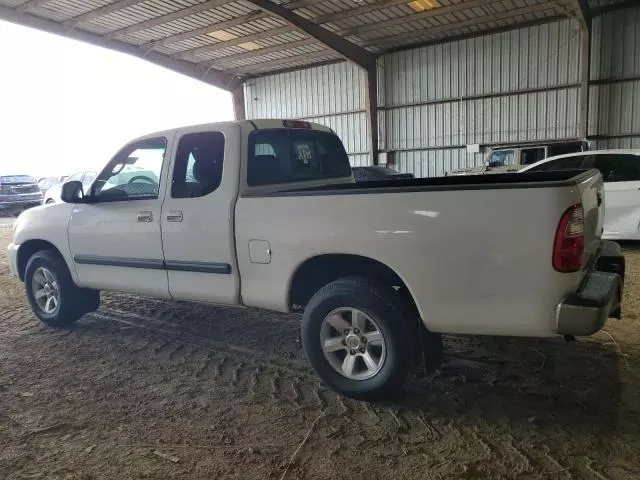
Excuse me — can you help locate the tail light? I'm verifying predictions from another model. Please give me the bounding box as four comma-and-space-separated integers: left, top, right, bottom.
553, 204, 584, 272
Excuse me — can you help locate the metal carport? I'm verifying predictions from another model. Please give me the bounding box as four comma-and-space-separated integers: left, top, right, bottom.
0, 0, 637, 172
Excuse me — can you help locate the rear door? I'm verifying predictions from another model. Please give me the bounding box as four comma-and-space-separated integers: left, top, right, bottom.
589, 153, 640, 237
160, 125, 241, 304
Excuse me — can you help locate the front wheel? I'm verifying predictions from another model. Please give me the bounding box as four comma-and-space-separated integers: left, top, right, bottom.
302, 277, 416, 400
25, 250, 100, 327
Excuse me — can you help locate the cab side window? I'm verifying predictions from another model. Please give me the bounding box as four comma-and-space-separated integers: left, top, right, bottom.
171, 132, 225, 198
593, 154, 640, 182
93, 138, 166, 202
488, 150, 515, 168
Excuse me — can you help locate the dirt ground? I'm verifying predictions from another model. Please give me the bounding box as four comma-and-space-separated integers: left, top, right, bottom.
1, 225, 640, 480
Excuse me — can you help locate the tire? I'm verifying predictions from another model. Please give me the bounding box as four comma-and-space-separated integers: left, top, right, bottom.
302, 276, 416, 400
24, 249, 100, 327
45, 199, 55, 204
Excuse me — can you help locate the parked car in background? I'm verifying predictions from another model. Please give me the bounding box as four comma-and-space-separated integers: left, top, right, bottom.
446, 140, 590, 176
44, 171, 96, 204
8, 120, 624, 400
38, 176, 68, 194
352, 166, 414, 182
0, 175, 43, 216
520, 149, 640, 240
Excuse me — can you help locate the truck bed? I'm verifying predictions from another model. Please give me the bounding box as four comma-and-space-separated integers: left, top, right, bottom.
245, 169, 595, 197
236, 167, 604, 337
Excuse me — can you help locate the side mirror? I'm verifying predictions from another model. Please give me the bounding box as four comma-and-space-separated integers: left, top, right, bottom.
60, 181, 85, 203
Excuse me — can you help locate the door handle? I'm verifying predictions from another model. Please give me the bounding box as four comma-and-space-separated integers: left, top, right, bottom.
137, 211, 153, 223
166, 210, 183, 222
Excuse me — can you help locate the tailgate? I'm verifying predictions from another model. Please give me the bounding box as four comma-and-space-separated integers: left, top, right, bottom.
577, 169, 605, 265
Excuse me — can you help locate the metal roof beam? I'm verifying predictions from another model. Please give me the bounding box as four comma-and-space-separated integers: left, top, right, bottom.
142, 10, 269, 50
62, 0, 145, 29
171, 0, 498, 61
107, 0, 325, 40
106, 0, 233, 39
203, 38, 318, 67
312, 0, 409, 24
243, 0, 375, 69
15, 0, 50, 13
569, 0, 592, 29
169, 0, 412, 61
0, 5, 237, 91
231, 50, 336, 75
175, 25, 295, 60
342, 0, 498, 36
116, 0, 409, 59
361, 3, 557, 48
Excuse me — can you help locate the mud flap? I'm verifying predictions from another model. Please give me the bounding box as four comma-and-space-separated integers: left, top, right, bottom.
595, 240, 624, 319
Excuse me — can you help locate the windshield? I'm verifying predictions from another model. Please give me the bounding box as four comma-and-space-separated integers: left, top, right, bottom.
0, 175, 37, 184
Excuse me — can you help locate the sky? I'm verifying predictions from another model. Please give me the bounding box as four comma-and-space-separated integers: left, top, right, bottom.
0, 20, 234, 179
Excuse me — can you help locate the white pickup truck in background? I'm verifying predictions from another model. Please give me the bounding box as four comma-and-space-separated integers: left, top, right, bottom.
8, 120, 625, 399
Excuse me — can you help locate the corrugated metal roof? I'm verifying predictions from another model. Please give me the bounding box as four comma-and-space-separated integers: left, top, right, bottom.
0, 0, 625, 82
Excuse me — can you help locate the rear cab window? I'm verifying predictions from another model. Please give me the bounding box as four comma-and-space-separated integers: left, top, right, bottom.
247, 129, 352, 186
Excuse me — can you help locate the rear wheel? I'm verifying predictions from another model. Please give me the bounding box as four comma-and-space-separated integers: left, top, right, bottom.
25, 250, 100, 327
302, 277, 417, 400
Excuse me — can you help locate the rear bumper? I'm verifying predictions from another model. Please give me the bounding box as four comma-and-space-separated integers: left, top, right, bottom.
555, 241, 625, 336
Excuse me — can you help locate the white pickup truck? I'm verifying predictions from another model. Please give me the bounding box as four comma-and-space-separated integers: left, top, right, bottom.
8, 120, 625, 399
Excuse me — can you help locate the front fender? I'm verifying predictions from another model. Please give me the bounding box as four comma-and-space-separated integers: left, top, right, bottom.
13, 204, 78, 282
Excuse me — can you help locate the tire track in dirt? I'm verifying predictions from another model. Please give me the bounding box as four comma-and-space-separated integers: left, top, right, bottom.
2, 298, 615, 479
89, 305, 509, 473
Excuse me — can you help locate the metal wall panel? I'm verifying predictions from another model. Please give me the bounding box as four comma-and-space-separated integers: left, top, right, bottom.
244, 62, 371, 165
244, 62, 367, 119
383, 19, 581, 108
382, 19, 583, 177
385, 88, 580, 151
589, 81, 640, 137
594, 137, 640, 150
589, 7, 640, 141
591, 7, 640, 82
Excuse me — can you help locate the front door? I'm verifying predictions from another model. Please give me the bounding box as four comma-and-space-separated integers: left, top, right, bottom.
160, 125, 240, 304
68, 135, 172, 297
592, 153, 640, 236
